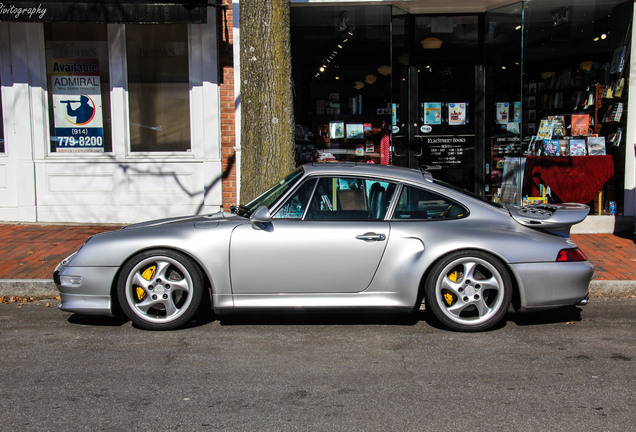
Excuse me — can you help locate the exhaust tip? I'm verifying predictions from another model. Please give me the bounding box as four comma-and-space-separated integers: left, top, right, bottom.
578, 295, 589, 306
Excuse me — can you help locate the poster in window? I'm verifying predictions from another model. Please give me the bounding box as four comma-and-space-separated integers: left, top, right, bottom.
448, 103, 467, 126
496, 102, 509, 124
423, 102, 442, 125
513, 101, 522, 122
50, 58, 104, 152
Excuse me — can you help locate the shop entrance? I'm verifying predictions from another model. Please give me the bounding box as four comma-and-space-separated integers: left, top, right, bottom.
391, 14, 482, 193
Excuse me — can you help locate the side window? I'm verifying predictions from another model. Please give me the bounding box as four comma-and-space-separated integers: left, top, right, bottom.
126, 24, 190, 152
306, 177, 396, 221
393, 185, 467, 220
273, 179, 317, 219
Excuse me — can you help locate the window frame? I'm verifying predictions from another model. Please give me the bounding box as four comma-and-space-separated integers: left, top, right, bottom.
124, 23, 193, 155
43, 22, 113, 156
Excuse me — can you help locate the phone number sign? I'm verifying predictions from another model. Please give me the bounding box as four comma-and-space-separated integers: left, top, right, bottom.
50, 58, 104, 153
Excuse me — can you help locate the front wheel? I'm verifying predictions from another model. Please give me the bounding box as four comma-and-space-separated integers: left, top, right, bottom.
117, 249, 204, 330
424, 250, 512, 332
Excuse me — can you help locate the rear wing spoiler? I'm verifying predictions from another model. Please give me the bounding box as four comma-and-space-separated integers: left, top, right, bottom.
508, 203, 590, 236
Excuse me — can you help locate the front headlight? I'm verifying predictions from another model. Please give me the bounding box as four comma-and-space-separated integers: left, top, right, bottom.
59, 275, 83, 288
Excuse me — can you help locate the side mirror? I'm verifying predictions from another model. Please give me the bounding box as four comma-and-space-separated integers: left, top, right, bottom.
250, 205, 272, 230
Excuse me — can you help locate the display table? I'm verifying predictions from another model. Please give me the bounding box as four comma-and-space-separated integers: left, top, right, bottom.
524, 155, 614, 204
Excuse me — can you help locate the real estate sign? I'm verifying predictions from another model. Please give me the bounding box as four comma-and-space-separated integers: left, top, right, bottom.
50, 58, 104, 152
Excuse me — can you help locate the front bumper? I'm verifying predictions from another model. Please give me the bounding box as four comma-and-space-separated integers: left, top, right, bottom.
54, 265, 119, 316
511, 260, 595, 310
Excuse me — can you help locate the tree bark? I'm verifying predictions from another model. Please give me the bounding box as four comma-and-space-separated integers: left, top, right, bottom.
239, 0, 295, 203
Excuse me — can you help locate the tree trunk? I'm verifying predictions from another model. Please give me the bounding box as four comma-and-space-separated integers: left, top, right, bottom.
239, 0, 295, 203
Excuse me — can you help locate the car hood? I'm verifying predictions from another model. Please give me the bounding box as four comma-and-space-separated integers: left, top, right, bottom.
122, 211, 243, 230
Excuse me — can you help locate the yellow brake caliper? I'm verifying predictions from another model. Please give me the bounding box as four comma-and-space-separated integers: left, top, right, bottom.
443, 271, 458, 306
135, 265, 156, 302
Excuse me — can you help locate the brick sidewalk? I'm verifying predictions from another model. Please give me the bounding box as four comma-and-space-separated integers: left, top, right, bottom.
572, 233, 636, 280
0, 224, 118, 279
0, 224, 634, 281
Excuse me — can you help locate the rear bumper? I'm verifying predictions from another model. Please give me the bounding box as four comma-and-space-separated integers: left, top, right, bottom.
510, 261, 594, 310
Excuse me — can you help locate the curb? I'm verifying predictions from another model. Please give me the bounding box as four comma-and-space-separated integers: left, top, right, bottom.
1, 278, 635, 299
589, 280, 636, 298
0, 279, 58, 298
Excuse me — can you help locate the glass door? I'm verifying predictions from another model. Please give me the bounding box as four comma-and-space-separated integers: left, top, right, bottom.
392, 14, 481, 193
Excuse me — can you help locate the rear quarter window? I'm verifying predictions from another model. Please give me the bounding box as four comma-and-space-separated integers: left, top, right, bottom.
392, 185, 467, 220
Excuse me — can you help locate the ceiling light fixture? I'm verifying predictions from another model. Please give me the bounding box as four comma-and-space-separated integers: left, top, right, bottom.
421, 37, 443, 49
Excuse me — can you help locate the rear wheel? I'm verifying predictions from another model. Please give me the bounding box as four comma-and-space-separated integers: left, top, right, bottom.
117, 249, 204, 330
425, 250, 512, 332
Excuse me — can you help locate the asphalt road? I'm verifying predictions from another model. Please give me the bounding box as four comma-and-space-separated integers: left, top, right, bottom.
1, 299, 635, 432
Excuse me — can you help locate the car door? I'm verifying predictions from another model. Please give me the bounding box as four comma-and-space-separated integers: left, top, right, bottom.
229, 176, 397, 294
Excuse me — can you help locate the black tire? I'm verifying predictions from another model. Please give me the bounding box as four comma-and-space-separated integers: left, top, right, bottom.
117, 249, 204, 330
424, 250, 512, 332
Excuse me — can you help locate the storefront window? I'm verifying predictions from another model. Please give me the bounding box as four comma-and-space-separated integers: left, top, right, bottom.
485, 3, 523, 205
44, 24, 112, 153
291, 6, 392, 165
126, 24, 190, 152
291, 1, 633, 215
521, 0, 632, 214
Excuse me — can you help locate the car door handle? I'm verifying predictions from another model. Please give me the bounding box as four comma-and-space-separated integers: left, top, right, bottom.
356, 232, 386, 242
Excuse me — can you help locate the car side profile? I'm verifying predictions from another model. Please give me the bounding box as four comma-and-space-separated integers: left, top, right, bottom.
55, 163, 594, 331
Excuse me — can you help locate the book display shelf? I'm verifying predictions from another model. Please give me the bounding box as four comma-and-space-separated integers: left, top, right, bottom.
519, 43, 628, 214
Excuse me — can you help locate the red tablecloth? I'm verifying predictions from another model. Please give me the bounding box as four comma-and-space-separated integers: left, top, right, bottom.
524, 155, 614, 204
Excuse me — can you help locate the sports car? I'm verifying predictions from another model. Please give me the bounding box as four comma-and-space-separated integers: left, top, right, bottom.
54, 163, 594, 331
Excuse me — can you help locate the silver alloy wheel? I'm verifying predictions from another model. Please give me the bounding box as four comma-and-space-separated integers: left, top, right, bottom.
124, 255, 194, 325
425, 250, 512, 331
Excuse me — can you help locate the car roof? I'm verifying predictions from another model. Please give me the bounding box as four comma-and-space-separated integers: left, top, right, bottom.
302, 162, 431, 184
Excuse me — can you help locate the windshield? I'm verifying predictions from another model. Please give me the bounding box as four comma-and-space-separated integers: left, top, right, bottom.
236, 167, 304, 217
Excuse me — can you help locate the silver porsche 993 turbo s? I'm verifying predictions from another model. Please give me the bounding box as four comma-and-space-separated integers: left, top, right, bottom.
54, 163, 594, 332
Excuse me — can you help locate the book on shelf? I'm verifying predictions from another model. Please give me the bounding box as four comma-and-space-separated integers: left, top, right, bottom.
610, 46, 627, 74
605, 102, 624, 122
543, 139, 560, 156
355, 144, 365, 157
505, 122, 520, 134
587, 136, 606, 155
536, 119, 553, 140
346, 123, 364, 139
548, 116, 566, 137
559, 139, 570, 156
570, 139, 587, 156
329, 121, 345, 139
571, 114, 590, 136
365, 139, 375, 153
614, 78, 625, 98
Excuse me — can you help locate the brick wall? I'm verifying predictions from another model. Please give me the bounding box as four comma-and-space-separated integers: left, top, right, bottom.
219, 0, 237, 211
